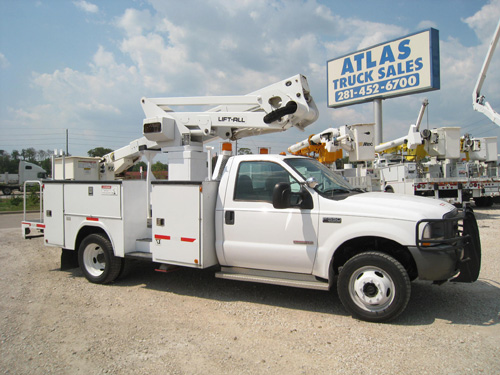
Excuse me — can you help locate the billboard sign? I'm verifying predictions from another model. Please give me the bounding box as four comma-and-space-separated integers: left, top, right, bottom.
327, 29, 440, 108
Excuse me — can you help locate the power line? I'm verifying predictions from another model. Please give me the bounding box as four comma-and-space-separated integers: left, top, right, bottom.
0, 127, 140, 136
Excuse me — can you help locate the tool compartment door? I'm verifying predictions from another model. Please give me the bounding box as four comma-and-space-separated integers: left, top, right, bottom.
43, 182, 65, 246
152, 183, 201, 266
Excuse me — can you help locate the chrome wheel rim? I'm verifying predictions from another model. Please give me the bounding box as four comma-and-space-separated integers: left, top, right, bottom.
348, 266, 395, 312
83, 243, 106, 277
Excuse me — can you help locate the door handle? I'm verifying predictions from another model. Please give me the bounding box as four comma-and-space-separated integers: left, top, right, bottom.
225, 210, 235, 225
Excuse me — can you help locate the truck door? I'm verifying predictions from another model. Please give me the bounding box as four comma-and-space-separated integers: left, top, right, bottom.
221, 160, 319, 274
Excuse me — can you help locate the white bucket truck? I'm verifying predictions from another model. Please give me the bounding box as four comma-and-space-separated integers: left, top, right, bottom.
23, 75, 481, 322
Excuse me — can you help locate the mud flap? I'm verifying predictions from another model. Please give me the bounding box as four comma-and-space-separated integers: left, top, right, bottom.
60, 248, 79, 270
452, 208, 481, 282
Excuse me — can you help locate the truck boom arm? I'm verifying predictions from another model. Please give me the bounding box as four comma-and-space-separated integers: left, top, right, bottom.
100, 74, 318, 179
472, 17, 500, 126
141, 74, 319, 147
100, 137, 160, 176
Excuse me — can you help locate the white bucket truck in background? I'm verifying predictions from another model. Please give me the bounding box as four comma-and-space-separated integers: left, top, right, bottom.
22, 75, 481, 322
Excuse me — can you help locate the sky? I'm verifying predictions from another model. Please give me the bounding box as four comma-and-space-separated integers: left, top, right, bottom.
1, 0, 500, 160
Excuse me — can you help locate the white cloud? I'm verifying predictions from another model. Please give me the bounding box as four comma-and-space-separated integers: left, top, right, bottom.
115, 8, 153, 37
8, 107, 42, 121
73, 0, 99, 14
28, 46, 143, 145
0, 52, 9, 68
437, 1, 500, 117
417, 20, 438, 30
328, 105, 371, 126
463, 0, 500, 40
92, 45, 115, 67
219, 37, 238, 51
7, 0, 500, 157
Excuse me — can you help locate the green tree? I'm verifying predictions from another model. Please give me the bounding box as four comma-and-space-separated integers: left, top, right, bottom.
0, 149, 53, 174
37, 149, 49, 161
130, 161, 147, 172
8, 150, 20, 173
87, 147, 113, 157
40, 158, 52, 174
238, 147, 253, 155
21, 147, 37, 162
0, 150, 9, 173
151, 161, 168, 172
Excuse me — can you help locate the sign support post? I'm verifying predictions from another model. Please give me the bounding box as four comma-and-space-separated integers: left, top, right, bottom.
374, 98, 383, 144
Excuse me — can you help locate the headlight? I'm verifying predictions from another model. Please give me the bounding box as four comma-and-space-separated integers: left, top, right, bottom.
422, 221, 446, 240
416, 208, 465, 250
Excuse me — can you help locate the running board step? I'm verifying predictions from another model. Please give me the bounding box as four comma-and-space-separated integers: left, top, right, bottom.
135, 237, 152, 253
215, 267, 330, 291
125, 251, 153, 261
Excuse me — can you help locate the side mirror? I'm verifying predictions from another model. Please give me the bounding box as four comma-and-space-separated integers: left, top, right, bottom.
272, 182, 314, 210
272, 182, 291, 209
306, 177, 318, 189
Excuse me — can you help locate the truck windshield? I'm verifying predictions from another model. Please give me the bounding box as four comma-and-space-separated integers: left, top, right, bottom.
285, 158, 356, 196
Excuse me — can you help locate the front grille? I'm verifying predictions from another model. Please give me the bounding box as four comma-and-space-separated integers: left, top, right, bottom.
416, 209, 467, 251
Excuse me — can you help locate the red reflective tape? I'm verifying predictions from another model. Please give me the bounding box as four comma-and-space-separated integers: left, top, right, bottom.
36, 224, 45, 228
22, 222, 31, 226
181, 237, 196, 243
154, 234, 171, 240
86, 217, 99, 221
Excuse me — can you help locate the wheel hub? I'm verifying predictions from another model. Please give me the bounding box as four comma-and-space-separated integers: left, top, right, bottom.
83, 244, 106, 277
351, 268, 395, 311
362, 283, 378, 298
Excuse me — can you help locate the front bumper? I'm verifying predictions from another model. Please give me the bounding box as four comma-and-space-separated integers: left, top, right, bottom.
411, 208, 481, 282
408, 245, 462, 281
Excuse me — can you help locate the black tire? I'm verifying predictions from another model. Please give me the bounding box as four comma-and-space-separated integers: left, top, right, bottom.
337, 252, 411, 323
473, 198, 483, 207
78, 233, 123, 284
474, 197, 493, 207
2, 187, 12, 195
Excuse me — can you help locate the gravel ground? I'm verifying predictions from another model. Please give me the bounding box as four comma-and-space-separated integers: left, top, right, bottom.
1, 207, 499, 374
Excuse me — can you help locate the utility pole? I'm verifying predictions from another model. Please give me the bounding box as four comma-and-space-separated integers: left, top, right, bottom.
66, 129, 69, 156
374, 99, 383, 145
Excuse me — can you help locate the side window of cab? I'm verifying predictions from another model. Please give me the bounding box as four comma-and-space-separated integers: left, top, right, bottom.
234, 161, 299, 202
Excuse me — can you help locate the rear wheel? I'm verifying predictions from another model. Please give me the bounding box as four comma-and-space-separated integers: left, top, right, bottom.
78, 233, 123, 284
337, 252, 411, 322
2, 187, 12, 195
474, 197, 493, 207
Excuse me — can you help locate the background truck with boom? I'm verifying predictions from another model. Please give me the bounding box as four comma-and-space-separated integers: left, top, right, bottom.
22, 74, 481, 322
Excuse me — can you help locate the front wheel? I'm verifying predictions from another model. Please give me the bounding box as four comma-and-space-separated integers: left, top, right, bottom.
78, 233, 123, 284
337, 252, 411, 322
